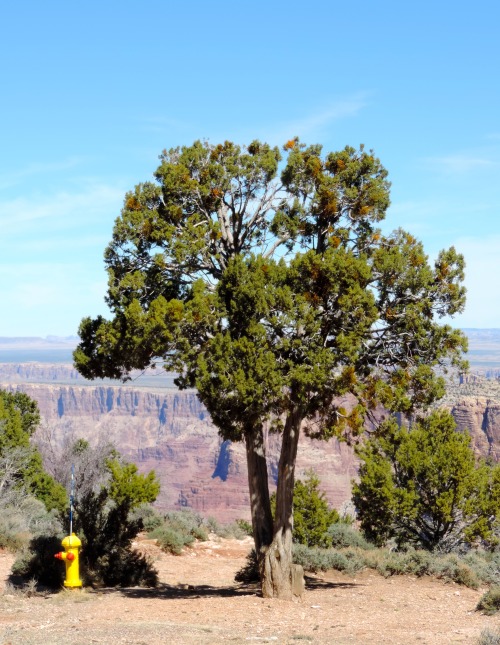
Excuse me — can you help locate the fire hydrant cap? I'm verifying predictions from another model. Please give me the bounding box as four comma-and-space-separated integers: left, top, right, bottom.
62, 534, 82, 549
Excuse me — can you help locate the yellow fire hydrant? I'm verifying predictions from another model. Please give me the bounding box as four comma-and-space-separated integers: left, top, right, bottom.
54, 533, 82, 588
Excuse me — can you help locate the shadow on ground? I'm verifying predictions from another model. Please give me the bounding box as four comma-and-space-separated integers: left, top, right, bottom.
88, 576, 360, 600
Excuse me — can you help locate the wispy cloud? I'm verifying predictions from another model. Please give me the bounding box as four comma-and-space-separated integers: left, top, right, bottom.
0, 157, 84, 191
275, 95, 369, 141
0, 183, 124, 235
209, 94, 370, 147
427, 154, 496, 174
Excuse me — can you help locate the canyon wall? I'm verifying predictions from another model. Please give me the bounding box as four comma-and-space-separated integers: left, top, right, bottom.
451, 397, 500, 460
0, 373, 357, 522
2, 363, 500, 522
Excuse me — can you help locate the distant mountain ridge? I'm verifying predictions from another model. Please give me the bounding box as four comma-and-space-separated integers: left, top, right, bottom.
0, 336, 78, 349
3, 328, 500, 373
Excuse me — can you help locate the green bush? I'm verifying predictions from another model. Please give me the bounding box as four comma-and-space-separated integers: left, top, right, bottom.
477, 586, 500, 615
282, 542, 486, 589
14, 441, 161, 589
85, 548, 158, 588
1, 500, 61, 552
129, 503, 163, 532
291, 544, 365, 575
148, 510, 210, 554
0, 391, 67, 514
235, 519, 253, 536
204, 515, 249, 539
291, 471, 340, 547
234, 548, 259, 583
353, 411, 500, 552
326, 523, 373, 550
11, 534, 65, 589
150, 525, 194, 555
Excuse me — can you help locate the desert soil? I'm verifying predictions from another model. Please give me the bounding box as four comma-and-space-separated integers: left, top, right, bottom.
0, 536, 498, 645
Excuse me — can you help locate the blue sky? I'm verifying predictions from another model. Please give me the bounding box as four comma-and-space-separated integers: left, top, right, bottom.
1, 1, 499, 336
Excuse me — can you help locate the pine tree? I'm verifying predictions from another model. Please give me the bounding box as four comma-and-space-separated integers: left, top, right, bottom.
352, 410, 500, 551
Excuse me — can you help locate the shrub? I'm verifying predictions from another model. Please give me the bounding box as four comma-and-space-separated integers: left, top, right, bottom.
291, 544, 365, 575
353, 411, 500, 552
204, 515, 249, 539
214, 521, 248, 539
477, 627, 500, 644
149, 509, 209, 554
235, 519, 253, 536
11, 534, 65, 589
85, 548, 158, 588
150, 525, 194, 555
14, 441, 161, 589
326, 523, 372, 550
477, 586, 500, 615
129, 503, 163, 532
234, 548, 259, 583
291, 471, 340, 547
0, 391, 67, 514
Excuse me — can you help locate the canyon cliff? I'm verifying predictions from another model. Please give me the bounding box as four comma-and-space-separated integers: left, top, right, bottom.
2, 363, 500, 522
0, 366, 357, 522
451, 397, 500, 460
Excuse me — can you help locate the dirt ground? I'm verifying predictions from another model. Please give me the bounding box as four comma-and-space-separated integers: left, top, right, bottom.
0, 535, 498, 645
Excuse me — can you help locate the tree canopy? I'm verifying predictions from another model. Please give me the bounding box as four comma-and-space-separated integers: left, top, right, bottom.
74, 139, 467, 598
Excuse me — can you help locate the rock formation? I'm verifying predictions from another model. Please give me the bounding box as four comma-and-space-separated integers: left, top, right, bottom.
0, 367, 358, 522
2, 362, 500, 522
451, 397, 500, 460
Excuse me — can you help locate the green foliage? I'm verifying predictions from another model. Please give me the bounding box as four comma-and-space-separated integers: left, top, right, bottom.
74, 139, 467, 440
292, 471, 340, 547
292, 543, 365, 575
8, 433, 161, 588
235, 518, 253, 536
73, 452, 160, 586
106, 459, 160, 508
326, 523, 373, 550
150, 525, 194, 555
352, 410, 500, 551
290, 542, 495, 589
129, 503, 163, 532
269, 471, 341, 547
23, 450, 67, 513
371, 550, 480, 588
206, 517, 252, 540
477, 586, 500, 615
234, 548, 260, 583
0, 496, 62, 552
149, 509, 208, 554
0, 390, 66, 515
11, 534, 65, 588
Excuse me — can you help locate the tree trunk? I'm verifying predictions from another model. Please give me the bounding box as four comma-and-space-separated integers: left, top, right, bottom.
244, 423, 273, 561
261, 407, 303, 599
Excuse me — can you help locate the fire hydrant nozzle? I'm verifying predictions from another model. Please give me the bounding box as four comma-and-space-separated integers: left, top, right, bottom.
54, 533, 82, 588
